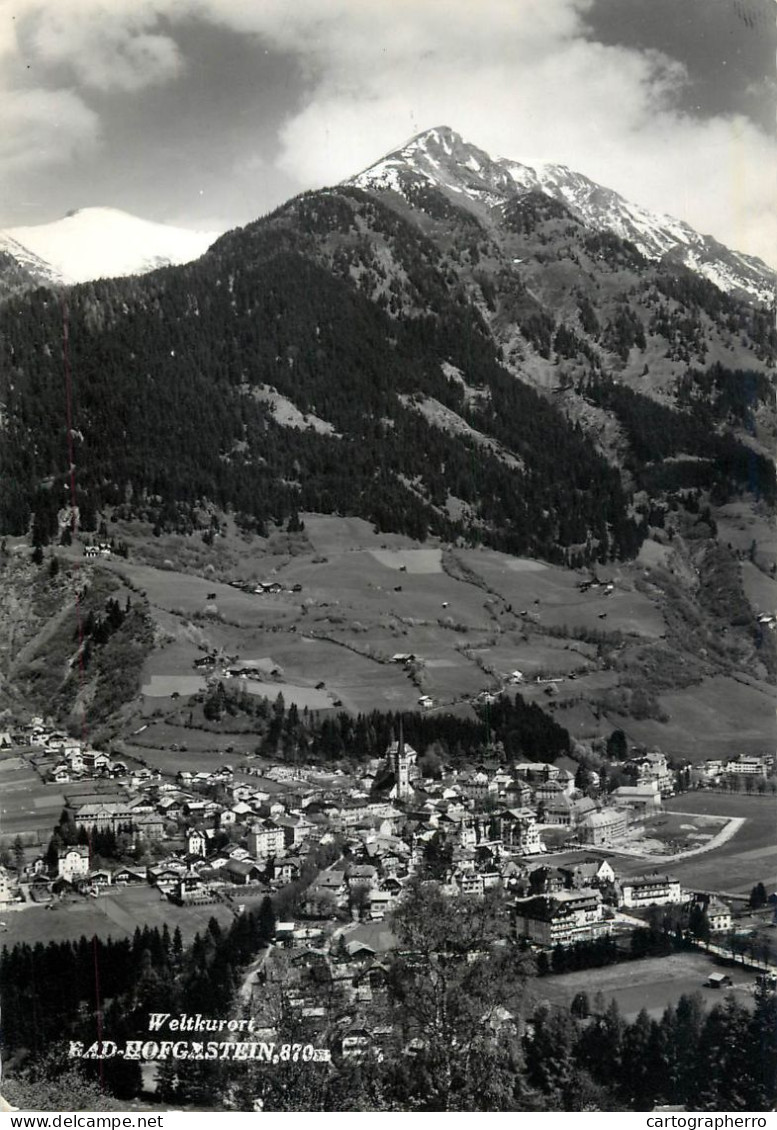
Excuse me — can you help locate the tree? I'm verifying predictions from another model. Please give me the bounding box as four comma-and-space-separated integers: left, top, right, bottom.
420, 831, 453, 881
688, 903, 711, 946
749, 882, 767, 909
349, 883, 371, 921
4, 1058, 121, 1112
12, 835, 25, 875
384, 880, 532, 1110
606, 730, 628, 760
418, 744, 443, 779
256, 896, 276, 943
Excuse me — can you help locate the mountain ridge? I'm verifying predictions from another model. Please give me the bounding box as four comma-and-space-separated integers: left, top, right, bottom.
348, 126, 775, 305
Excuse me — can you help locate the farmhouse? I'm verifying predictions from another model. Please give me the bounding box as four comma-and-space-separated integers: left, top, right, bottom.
223, 859, 264, 885
112, 867, 146, 885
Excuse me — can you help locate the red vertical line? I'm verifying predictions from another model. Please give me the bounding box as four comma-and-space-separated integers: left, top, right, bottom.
62, 299, 105, 1086
62, 300, 87, 745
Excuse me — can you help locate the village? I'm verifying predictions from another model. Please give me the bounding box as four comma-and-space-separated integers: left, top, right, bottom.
1, 718, 774, 969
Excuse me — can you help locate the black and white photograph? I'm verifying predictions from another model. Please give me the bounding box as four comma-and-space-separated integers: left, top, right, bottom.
0, 0, 775, 1115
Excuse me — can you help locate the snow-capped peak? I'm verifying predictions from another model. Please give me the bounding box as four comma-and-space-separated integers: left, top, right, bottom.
0, 207, 221, 285
349, 127, 775, 304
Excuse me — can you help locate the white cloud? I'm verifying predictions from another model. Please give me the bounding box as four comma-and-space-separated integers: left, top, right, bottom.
17, 0, 184, 90
0, 87, 99, 172
0, 0, 773, 265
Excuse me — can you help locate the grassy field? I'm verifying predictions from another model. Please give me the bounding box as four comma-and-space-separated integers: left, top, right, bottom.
37, 513, 772, 771
535, 951, 757, 1021
625, 675, 776, 759
741, 560, 777, 618
0, 755, 66, 844
456, 548, 666, 639
615, 793, 777, 894
0, 884, 271, 948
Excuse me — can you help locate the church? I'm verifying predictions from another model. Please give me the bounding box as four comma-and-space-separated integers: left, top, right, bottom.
383, 726, 418, 802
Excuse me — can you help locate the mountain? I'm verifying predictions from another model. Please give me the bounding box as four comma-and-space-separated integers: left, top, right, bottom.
1, 127, 775, 734
0, 125, 774, 562
0, 207, 221, 285
350, 126, 775, 305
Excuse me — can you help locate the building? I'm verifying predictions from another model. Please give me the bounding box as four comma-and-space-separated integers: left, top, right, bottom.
514, 888, 610, 946
611, 782, 662, 812
348, 864, 377, 890
688, 896, 733, 933
186, 829, 208, 857
559, 859, 617, 888
385, 728, 416, 802
625, 751, 675, 795
706, 898, 733, 932
247, 820, 286, 860
579, 808, 629, 846
223, 858, 264, 885
499, 810, 543, 855
725, 756, 768, 778
621, 875, 683, 908
0, 866, 14, 906
58, 846, 90, 882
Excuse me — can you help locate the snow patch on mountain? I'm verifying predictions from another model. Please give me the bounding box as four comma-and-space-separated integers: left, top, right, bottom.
0, 208, 220, 285
350, 127, 775, 305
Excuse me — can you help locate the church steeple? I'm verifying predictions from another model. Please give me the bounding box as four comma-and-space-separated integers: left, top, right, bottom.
394, 718, 410, 801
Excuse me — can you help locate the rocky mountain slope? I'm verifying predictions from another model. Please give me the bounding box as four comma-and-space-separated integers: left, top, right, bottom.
350, 126, 775, 305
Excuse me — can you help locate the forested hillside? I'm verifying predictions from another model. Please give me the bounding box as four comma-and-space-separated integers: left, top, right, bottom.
0, 166, 774, 568
0, 190, 644, 565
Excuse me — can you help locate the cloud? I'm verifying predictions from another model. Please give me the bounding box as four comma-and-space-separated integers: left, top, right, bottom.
17, 0, 184, 91
193, 0, 777, 266
0, 0, 773, 266
0, 86, 99, 172
237, 0, 774, 266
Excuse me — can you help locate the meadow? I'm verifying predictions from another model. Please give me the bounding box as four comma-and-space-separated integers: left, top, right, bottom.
41, 512, 774, 774
0, 755, 66, 844
625, 674, 776, 759
616, 793, 777, 895
535, 951, 756, 1021
0, 885, 245, 947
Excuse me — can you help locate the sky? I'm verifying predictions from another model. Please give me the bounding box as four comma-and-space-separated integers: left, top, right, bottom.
1, 0, 775, 265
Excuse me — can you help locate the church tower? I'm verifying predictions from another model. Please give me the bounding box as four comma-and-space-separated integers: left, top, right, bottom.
394, 721, 410, 801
